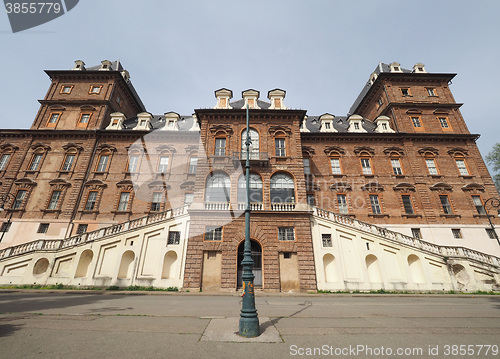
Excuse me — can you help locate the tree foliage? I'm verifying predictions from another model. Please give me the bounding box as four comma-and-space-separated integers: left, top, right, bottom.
486, 143, 500, 192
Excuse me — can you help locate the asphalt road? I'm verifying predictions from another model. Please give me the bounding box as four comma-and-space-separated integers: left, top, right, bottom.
0, 291, 499, 359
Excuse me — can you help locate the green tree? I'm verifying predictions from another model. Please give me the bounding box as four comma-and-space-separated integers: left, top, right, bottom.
486, 143, 500, 193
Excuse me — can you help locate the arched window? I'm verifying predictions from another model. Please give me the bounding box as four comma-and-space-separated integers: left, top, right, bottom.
241, 128, 259, 159
205, 172, 231, 203
270, 173, 295, 203
238, 174, 263, 204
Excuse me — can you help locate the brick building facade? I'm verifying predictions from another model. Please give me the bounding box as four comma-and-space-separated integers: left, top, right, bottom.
0, 60, 498, 292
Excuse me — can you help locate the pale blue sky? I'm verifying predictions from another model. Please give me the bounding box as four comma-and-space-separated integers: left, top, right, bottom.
0, 0, 499, 173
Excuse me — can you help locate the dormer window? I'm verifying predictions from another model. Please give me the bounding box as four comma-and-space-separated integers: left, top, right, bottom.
60, 85, 73, 94
325, 123, 330, 129
382, 123, 387, 130
354, 123, 359, 130
393, 66, 400, 71
426, 88, 436, 97
401, 88, 410, 96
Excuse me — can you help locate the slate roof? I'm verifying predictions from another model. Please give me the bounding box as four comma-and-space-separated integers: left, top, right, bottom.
229, 99, 271, 109
123, 114, 195, 131
305, 115, 377, 133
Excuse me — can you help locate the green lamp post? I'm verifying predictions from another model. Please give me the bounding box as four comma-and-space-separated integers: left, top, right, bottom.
239, 104, 260, 337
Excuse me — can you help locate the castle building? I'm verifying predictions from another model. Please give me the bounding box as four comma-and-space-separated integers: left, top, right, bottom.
0, 61, 498, 292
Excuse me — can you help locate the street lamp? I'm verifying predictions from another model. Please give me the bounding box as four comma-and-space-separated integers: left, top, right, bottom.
239, 104, 260, 337
484, 197, 500, 246
0, 193, 15, 243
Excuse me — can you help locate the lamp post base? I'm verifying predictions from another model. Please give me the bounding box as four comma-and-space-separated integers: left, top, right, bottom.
239, 316, 260, 338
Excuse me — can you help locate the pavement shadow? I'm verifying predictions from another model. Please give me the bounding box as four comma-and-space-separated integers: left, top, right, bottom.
0, 292, 132, 314
487, 295, 500, 310
0, 323, 23, 338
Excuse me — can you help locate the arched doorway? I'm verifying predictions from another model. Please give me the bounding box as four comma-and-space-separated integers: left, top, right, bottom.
237, 240, 262, 288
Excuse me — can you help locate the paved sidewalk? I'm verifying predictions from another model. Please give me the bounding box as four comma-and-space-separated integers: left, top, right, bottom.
0, 291, 499, 359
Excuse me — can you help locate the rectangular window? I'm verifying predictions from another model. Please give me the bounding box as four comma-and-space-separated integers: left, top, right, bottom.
391, 158, 403, 175
76, 224, 88, 235
0, 222, 12, 233
472, 195, 486, 215
168, 231, 181, 245
96, 155, 109, 172
438, 117, 449, 128
37, 223, 50, 234
425, 158, 438, 175
117, 192, 130, 212
275, 138, 286, 157
330, 158, 341, 174
452, 229, 462, 239
205, 226, 222, 241
127, 155, 139, 173
411, 116, 422, 128
47, 113, 60, 126
84, 191, 98, 211
361, 158, 372, 175
426, 88, 436, 96
90, 85, 102, 94
61, 154, 75, 171
439, 195, 453, 214
29, 153, 43, 171
0, 154, 11, 171
322, 233, 332, 247
303, 158, 311, 175
278, 227, 295, 241
401, 195, 414, 215
13, 190, 27, 209
184, 192, 194, 205
377, 97, 383, 107
369, 194, 382, 215
215, 138, 226, 156
306, 194, 315, 206
150, 192, 163, 211
47, 190, 62, 210
337, 194, 348, 214
486, 228, 497, 239
60, 85, 72, 94
411, 228, 422, 239
158, 156, 169, 173
79, 114, 91, 124
455, 159, 469, 175
401, 88, 410, 96
188, 156, 198, 173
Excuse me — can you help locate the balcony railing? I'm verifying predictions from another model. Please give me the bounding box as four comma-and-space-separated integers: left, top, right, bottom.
232, 152, 269, 165
237, 202, 263, 211
271, 202, 296, 211
204, 202, 231, 211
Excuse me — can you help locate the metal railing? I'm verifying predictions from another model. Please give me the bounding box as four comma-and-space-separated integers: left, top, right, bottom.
312, 207, 500, 267
0, 206, 188, 260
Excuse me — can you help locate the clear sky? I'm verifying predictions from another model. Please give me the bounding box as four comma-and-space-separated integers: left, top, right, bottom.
0, 0, 499, 173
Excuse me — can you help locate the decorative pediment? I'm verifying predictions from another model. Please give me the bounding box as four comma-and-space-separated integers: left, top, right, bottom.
126, 144, 147, 153
62, 143, 84, 152
383, 146, 405, 156
354, 146, 375, 156
96, 144, 117, 152
361, 182, 384, 192
269, 125, 292, 136
209, 125, 233, 136
324, 146, 345, 156
180, 180, 195, 190
0, 143, 19, 151
302, 146, 315, 156
14, 178, 37, 188
393, 183, 416, 191
30, 143, 51, 151
329, 182, 352, 191
433, 108, 450, 115
461, 183, 485, 192
185, 145, 199, 153
155, 144, 177, 154
406, 108, 422, 114
430, 182, 453, 192
80, 105, 96, 111
49, 179, 71, 188
84, 179, 107, 189
48, 104, 66, 110
148, 180, 171, 191
116, 180, 134, 190
418, 147, 439, 156
447, 147, 469, 157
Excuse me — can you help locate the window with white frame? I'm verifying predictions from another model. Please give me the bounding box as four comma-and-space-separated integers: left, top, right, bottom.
471, 195, 486, 215
455, 159, 469, 175
337, 194, 348, 214
188, 156, 198, 173
361, 158, 372, 175
61, 154, 75, 171
84, 191, 98, 211
150, 192, 163, 211
0, 154, 11, 171
205, 226, 222, 241
117, 192, 131, 211
215, 138, 226, 156
275, 138, 286, 157
330, 158, 342, 175
205, 172, 231, 203
439, 195, 453, 214
369, 194, 382, 215
47, 190, 62, 210
425, 158, 438, 175
13, 190, 27, 209
28, 153, 43, 171
401, 195, 414, 215
391, 158, 403, 175
278, 227, 295, 241
127, 154, 139, 173
158, 156, 169, 173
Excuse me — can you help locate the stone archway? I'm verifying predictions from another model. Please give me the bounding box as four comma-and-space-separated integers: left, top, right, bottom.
237, 240, 262, 288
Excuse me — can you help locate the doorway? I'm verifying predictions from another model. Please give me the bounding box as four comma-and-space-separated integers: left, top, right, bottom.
237, 240, 262, 288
